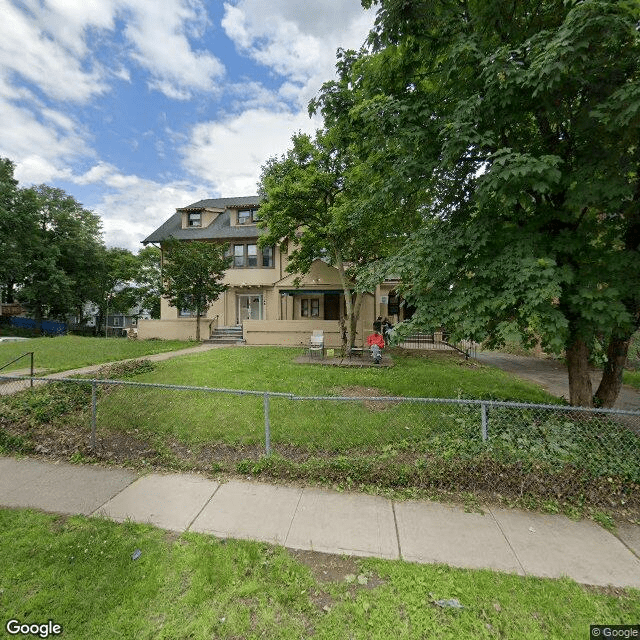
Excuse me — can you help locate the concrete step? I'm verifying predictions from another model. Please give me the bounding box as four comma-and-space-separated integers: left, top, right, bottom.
203, 337, 245, 345
205, 326, 244, 345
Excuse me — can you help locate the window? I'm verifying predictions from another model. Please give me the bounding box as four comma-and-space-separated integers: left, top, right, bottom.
247, 244, 257, 267
301, 298, 320, 317
231, 244, 274, 268
262, 245, 274, 268
188, 212, 201, 227
179, 308, 196, 317
237, 208, 260, 224
234, 244, 246, 267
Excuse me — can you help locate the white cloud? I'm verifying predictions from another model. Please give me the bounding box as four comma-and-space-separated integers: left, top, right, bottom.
123, 0, 225, 100
222, 0, 374, 106
0, 0, 109, 103
72, 161, 206, 250
0, 0, 226, 104
182, 108, 321, 195
0, 75, 92, 184
98, 179, 205, 250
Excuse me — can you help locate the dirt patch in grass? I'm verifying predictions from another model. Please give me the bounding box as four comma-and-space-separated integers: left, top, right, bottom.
288, 548, 386, 615
336, 385, 399, 411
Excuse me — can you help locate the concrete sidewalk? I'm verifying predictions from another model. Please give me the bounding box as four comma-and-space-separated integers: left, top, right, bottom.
1, 456, 639, 589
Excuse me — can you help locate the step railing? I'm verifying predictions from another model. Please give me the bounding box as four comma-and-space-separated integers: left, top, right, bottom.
0, 352, 34, 387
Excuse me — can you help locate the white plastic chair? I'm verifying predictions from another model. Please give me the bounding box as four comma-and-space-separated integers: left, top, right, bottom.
308, 330, 324, 358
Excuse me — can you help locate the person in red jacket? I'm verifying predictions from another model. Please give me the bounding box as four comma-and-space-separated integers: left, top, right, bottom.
366, 328, 385, 364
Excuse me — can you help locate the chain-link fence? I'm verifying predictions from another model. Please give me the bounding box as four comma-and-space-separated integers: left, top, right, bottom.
1, 373, 639, 512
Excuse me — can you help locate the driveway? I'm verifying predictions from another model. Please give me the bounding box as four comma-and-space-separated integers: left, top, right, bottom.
476, 351, 640, 411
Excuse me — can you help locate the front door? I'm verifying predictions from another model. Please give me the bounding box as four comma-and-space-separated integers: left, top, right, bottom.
236, 294, 263, 323
324, 293, 340, 320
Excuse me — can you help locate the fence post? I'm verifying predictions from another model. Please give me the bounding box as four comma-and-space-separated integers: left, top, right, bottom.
263, 392, 271, 456
91, 382, 97, 452
30, 352, 34, 388
481, 402, 488, 442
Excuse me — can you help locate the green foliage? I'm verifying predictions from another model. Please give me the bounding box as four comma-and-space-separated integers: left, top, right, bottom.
16, 184, 104, 323
162, 239, 230, 341
4, 509, 637, 639
0, 428, 31, 454
135, 245, 162, 318
6, 383, 91, 426
314, 0, 640, 406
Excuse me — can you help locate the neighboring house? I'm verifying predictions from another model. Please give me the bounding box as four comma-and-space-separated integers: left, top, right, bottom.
69, 302, 151, 336
139, 196, 413, 346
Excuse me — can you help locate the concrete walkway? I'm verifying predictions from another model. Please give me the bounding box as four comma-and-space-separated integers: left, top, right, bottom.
1, 456, 639, 589
476, 351, 640, 411
0, 343, 224, 395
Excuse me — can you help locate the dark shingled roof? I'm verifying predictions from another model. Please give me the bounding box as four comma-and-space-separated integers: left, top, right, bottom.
142, 196, 263, 244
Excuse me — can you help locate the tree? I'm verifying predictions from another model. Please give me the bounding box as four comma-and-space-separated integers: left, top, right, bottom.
0, 158, 38, 304
258, 129, 416, 349
18, 185, 104, 326
162, 239, 230, 341
314, 0, 640, 406
88, 247, 139, 335
135, 246, 162, 319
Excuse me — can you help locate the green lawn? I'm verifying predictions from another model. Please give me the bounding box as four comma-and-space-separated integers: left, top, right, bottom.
91, 347, 562, 451
1, 508, 637, 640
624, 370, 640, 390
111, 346, 560, 400
2, 347, 637, 516
0, 335, 197, 374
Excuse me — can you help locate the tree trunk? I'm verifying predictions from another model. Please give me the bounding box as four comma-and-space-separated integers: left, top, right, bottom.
594, 334, 631, 408
196, 312, 201, 342
333, 246, 359, 349
565, 337, 593, 407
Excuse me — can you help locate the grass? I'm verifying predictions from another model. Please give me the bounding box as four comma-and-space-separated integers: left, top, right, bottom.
0, 335, 197, 374
89, 347, 563, 452
1, 347, 638, 518
107, 346, 560, 400
624, 370, 640, 390
1, 508, 638, 640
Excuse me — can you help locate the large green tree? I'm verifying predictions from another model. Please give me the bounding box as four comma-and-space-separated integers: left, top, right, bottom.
314, 0, 640, 406
162, 239, 230, 341
18, 185, 104, 326
258, 129, 417, 349
0, 159, 38, 304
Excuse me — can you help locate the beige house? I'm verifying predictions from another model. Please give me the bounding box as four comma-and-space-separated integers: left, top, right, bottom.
139, 196, 412, 347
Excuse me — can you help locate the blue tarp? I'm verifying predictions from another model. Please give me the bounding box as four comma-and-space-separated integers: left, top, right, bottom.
9, 317, 66, 335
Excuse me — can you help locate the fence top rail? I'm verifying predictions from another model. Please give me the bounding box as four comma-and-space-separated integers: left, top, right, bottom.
2, 373, 640, 416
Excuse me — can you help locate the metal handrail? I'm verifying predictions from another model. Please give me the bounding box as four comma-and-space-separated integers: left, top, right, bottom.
0, 351, 34, 387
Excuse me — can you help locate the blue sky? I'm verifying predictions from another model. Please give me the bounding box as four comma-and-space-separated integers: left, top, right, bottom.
0, 0, 374, 251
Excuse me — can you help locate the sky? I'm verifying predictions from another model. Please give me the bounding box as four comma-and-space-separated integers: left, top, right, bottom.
0, 0, 375, 251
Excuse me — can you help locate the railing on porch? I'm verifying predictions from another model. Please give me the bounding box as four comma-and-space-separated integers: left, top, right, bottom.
399, 332, 477, 359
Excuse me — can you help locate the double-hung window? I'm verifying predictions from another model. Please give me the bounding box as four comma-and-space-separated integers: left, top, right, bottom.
262, 245, 274, 267
234, 244, 246, 267
301, 298, 320, 317
188, 212, 201, 227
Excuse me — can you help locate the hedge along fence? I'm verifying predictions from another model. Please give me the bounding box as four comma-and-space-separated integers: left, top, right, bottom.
1, 373, 639, 512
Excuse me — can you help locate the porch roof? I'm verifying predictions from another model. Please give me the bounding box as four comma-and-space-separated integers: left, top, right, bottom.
279, 289, 344, 295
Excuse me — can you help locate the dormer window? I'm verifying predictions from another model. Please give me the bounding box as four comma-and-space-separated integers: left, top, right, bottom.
188, 212, 202, 227
237, 208, 260, 225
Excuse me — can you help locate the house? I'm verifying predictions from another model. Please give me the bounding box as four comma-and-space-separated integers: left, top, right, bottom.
139, 196, 413, 346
